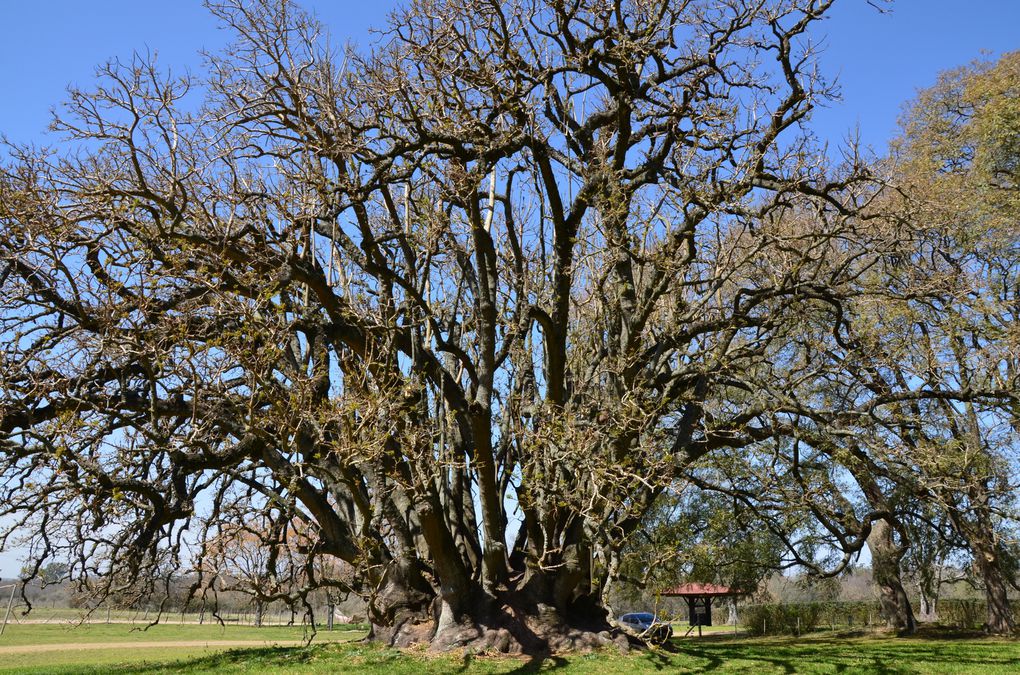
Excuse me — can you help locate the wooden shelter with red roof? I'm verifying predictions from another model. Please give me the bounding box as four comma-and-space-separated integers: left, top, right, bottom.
661, 583, 743, 635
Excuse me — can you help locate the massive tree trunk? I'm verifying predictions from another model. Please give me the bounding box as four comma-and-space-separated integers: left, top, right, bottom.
978, 562, 1016, 635
943, 493, 1016, 634
362, 481, 633, 654
367, 561, 628, 654
365, 571, 436, 647
851, 463, 916, 634
970, 536, 1016, 634
940, 411, 1016, 635
867, 518, 917, 635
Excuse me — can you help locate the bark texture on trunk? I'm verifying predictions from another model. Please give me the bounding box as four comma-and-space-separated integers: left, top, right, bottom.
974, 549, 1016, 634
867, 518, 917, 635
366, 564, 629, 654
944, 482, 1016, 634
368, 594, 630, 654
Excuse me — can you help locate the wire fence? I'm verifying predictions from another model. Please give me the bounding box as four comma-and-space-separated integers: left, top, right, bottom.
0, 598, 365, 630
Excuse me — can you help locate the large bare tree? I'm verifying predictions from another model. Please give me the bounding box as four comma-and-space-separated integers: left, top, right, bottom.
1, 0, 967, 652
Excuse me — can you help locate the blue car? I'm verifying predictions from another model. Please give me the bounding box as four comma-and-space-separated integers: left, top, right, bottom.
618, 612, 673, 644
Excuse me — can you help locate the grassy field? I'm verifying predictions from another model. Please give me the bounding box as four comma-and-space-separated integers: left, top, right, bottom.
2, 624, 1018, 674
0, 623, 362, 673
0, 622, 361, 646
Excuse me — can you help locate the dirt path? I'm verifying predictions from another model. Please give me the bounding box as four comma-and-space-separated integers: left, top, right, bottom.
0, 640, 310, 655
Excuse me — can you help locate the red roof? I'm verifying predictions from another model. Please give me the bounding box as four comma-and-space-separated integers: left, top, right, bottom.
660, 583, 740, 597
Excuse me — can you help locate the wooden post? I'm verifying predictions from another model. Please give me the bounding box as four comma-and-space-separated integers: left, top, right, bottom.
1, 583, 17, 636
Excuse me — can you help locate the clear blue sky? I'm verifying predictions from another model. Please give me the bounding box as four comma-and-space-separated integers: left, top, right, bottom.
1, 1, 1018, 576
2, 0, 1019, 154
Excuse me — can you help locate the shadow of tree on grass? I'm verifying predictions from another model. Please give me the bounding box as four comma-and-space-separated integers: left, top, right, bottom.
52, 632, 1020, 674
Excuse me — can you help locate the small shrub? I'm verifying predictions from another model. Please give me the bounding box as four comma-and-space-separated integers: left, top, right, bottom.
742, 601, 882, 635
938, 599, 987, 629
742, 603, 819, 635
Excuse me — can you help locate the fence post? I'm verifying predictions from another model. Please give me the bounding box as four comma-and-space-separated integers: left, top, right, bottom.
1, 583, 17, 636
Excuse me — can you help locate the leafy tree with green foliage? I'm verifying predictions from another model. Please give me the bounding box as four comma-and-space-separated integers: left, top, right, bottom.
879, 50, 1020, 634
609, 487, 784, 611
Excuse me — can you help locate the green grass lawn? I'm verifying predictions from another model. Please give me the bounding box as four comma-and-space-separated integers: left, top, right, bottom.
3, 645, 244, 673
4, 628, 1018, 674
0, 623, 362, 674
0, 622, 360, 646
